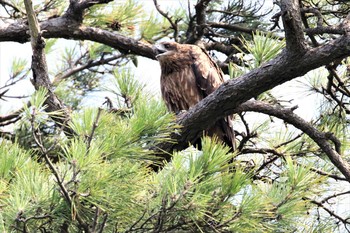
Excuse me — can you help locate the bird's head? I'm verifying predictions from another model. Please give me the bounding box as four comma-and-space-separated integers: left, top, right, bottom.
153, 42, 179, 61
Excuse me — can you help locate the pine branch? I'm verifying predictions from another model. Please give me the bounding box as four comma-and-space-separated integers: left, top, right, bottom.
30, 109, 90, 233
52, 54, 125, 85
236, 100, 350, 181
24, 0, 74, 137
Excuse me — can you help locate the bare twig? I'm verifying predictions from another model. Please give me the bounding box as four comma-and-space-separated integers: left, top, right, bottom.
236, 100, 350, 181
304, 196, 350, 228
320, 190, 350, 204
153, 0, 179, 41
53, 54, 125, 85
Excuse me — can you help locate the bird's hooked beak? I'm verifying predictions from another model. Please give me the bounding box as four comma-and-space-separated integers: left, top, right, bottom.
153, 44, 168, 60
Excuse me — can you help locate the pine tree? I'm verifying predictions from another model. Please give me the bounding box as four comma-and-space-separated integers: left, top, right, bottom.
0, 0, 350, 232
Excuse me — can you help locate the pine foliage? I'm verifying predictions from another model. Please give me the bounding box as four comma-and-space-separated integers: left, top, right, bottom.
1, 0, 350, 232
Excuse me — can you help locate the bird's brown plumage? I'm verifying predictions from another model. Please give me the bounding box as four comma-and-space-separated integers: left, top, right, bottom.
153, 41, 235, 150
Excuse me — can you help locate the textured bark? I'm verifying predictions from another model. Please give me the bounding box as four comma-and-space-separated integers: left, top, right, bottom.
0, 17, 155, 59
24, 0, 74, 136
279, 0, 307, 54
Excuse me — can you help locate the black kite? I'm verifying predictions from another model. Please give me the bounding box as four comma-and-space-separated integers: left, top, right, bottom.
153, 41, 235, 150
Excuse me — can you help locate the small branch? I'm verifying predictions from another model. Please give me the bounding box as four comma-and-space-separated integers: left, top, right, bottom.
204, 41, 240, 56
0, 0, 25, 16
303, 11, 350, 36
236, 113, 257, 151
296, 162, 348, 181
0, 106, 25, 126
301, 7, 324, 28
30, 109, 90, 232
304, 196, 350, 228
30, 110, 71, 208
236, 100, 350, 181
207, 21, 256, 34
275, 133, 303, 149
186, 0, 211, 43
300, 3, 319, 46
153, 0, 179, 41
64, 0, 114, 22
320, 190, 350, 204
97, 212, 108, 233
240, 148, 281, 175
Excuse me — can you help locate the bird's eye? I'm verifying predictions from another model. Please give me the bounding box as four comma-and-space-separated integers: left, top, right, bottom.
164, 44, 170, 49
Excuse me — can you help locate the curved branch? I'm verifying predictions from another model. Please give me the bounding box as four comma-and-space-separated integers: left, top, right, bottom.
0, 18, 155, 59
52, 54, 125, 85
236, 100, 350, 181
155, 34, 350, 173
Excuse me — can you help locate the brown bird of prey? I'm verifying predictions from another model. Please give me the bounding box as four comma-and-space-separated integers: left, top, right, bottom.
153, 41, 235, 150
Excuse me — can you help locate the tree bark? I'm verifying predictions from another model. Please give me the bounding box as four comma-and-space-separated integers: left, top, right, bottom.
24, 0, 74, 136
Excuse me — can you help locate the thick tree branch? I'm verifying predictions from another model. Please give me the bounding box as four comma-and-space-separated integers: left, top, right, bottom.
0, 18, 155, 59
186, 0, 211, 43
24, 0, 74, 136
305, 26, 346, 35
155, 34, 350, 173
279, 0, 307, 54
